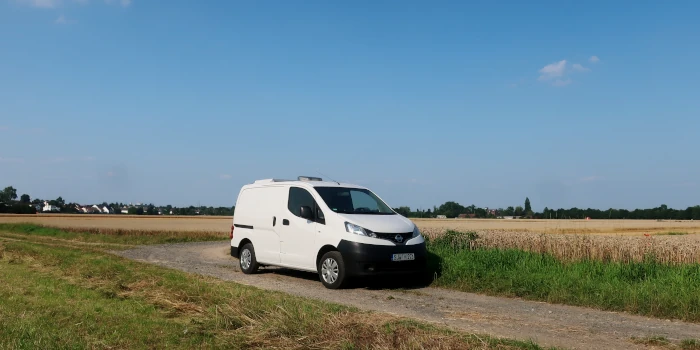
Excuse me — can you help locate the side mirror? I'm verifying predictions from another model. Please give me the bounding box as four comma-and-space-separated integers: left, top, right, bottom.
300, 206, 313, 220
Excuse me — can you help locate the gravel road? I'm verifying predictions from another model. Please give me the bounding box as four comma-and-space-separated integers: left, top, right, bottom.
113, 241, 700, 350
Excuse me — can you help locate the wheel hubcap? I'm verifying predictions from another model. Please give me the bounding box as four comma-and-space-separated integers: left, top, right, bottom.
321, 258, 339, 284
241, 249, 252, 270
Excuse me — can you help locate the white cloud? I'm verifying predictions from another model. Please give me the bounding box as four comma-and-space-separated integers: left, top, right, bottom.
219, 174, 232, 180
538, 60, 567, 81
15, 0, 60, 8
572, 63, 590, 72
54, 14, 68, 24
589, 56, 600, 63
538, 58, 595, 86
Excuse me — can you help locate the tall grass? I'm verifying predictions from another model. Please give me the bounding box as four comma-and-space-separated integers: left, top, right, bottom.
420, 228, 700, 264
428, 231, 700, 322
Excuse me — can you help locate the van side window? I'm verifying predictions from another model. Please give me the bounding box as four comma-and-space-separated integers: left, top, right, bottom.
288, 187, 314, 217
288, 187, 326, 224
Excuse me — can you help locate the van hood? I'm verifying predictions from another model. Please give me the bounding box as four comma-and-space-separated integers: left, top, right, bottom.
336, 213, 415, 233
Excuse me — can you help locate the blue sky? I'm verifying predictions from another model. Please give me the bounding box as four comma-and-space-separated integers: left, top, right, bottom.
1, 0, 699, 210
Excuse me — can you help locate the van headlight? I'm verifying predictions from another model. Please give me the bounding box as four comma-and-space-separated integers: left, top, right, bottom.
345, 222, 377, 238
412, 225, 420, 238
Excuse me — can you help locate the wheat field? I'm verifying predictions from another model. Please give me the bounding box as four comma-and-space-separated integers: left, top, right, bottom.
2, 214, 700, 236
2, 214, 700, 263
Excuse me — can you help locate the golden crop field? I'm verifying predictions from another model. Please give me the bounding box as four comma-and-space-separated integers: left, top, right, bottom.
2, 214, 700, 263
2, 214, 700, 236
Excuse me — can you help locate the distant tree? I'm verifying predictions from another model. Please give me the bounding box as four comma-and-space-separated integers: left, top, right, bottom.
128, 207, 144, 215
514, 206, 524, 217
146, 204, 157, 215
1, 186, 18, 202
56, 196, 65, 207
504, 206, 515, 216
524, 197, 532, 213
20, 194, 31, 203
393, 206, 411, 217
437, 201, 466, 218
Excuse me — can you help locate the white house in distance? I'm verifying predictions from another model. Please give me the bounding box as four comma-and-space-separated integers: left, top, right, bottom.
43, 201, 60, 212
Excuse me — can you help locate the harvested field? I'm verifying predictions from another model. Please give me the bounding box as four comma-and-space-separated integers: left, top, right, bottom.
412, 218, 700, 237
0, 214, 228, 233
2, 214, 700, 236
2, 214, 700, 263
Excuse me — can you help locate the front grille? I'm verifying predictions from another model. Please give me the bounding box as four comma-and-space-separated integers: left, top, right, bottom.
371, 231, 413, 244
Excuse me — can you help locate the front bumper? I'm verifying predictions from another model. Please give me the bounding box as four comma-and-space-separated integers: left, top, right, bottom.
337, 239, 427, 276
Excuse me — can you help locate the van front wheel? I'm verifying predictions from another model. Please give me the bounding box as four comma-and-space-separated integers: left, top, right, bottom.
239, 243, 259, 274
318, 251, 347, 289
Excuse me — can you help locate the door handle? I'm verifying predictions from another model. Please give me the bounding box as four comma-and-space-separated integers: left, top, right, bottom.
273, 216, 276, 226
283, 219, 289, 226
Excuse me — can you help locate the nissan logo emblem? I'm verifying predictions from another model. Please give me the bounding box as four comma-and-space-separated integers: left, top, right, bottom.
395, 234, 404, 243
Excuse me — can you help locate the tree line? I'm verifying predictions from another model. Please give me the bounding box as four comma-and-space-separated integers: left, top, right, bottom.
0, 186, 234, 216
4, 185, 700, 220
393, 197, 700, 220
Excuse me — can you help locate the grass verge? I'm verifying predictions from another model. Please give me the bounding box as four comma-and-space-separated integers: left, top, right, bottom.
428, 231, 700, 323
630, 336, 700, 349
0, 223, 225, 246
0, 237, 548, 349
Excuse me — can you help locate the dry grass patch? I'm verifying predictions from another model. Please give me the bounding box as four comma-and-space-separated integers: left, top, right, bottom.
0, 239, 549, 350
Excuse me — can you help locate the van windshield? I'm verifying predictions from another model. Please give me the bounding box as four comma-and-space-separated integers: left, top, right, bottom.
314, 187, 395, 215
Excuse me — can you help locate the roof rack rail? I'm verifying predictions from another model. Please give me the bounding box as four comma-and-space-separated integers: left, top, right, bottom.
298, 176, 323, 181
253, 179, 294, 184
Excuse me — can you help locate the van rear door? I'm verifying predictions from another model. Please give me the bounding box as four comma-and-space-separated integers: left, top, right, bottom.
234, 186, 285, 264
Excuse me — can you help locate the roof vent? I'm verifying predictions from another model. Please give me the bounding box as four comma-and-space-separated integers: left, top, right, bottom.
298, 176, 322, 181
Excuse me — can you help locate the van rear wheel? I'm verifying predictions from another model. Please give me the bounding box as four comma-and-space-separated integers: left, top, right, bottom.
318, 251, 347, 289
239, 243, 259, 274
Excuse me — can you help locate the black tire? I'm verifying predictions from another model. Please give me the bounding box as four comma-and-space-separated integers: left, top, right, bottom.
318, 251, 347, 289
239, 243, 259, 274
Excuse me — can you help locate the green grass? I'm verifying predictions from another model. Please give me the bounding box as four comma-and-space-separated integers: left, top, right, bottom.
0, 235, 550, 349
428, 231, 700, 322
655, 231, 690, 236
0, 223, 225, 246
629, 337, 700, 349
682, 339, 700, 350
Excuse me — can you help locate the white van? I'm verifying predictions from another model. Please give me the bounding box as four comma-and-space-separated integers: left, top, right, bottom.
229, 176, 427, 289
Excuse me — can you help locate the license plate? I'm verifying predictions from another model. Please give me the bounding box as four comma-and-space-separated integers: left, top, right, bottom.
391, 253, 415, 262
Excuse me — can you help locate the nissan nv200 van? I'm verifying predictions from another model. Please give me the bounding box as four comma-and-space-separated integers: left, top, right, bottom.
229, 176, 427, 289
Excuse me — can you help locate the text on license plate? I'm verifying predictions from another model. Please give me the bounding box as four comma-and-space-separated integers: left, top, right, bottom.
391, 253, 415, 262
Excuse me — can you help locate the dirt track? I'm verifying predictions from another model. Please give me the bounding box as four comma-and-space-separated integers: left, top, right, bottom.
113, 241, 700, 350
